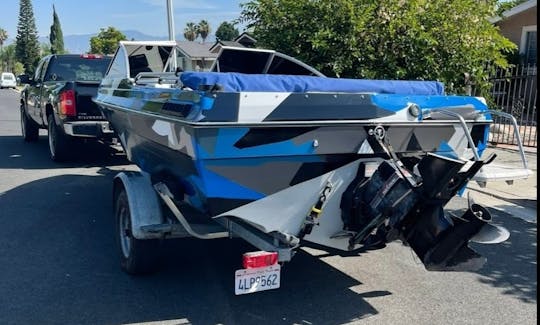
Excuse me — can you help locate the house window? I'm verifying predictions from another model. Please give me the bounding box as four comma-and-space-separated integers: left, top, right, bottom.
520, 25, 537, 65
524, 31, 537, 65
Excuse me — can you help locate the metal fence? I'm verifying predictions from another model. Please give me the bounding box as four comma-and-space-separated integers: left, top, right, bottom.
487, 64, 537, 147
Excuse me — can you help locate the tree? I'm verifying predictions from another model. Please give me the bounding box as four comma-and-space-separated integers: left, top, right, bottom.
198, 20, 211, 43
14, 62, 25, 76
15, 0, 41, 74
0, 28, 7, 53
183, 22, 199, 41
239, 0, 516, 97
0, 44, 19, 72
49, 5, 65, 54
215, 21, 239, 41
1, 43, 24, 75
0, 28, 8, 71
40, 42, 52, 57
89, 27, 126, 55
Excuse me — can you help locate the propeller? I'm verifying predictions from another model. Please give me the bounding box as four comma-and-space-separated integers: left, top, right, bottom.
466, 193, 510, 244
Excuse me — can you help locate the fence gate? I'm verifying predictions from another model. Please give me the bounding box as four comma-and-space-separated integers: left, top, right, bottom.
488, 64, 537, 148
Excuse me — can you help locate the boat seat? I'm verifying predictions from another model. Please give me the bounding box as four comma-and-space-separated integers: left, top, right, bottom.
129, 54, 153, 78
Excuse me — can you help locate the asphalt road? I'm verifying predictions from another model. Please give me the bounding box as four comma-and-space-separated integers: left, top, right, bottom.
0, 89, 536, 325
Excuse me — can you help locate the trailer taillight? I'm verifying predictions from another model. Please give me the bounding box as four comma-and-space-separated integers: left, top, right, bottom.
59, 90, 76, 116
242, 251, 278, 269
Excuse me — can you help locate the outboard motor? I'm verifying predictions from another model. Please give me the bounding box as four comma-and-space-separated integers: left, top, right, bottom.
342, 152, 509, 271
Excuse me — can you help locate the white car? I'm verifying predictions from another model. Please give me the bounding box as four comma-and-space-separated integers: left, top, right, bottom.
0, 72, 17, 89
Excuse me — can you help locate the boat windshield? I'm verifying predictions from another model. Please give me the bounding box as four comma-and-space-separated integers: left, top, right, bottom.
211, 47, 325, 77
122, 43, 177, 78
108, 42, 325, 80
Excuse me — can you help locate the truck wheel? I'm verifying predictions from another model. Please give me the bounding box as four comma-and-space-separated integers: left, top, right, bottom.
47, 114, 72, 162
115, 188, 161, 275
21, 107, 39, 142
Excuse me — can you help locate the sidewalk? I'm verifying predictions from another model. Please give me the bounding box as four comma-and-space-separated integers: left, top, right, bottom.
464, 144, 537, 223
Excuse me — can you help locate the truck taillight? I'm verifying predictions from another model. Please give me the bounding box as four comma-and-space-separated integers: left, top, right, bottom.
242, 251, 278, 269
81, 54, 102, 59
59, 90, 76, 116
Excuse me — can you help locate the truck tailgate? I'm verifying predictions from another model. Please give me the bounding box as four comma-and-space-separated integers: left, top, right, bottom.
74, 81, 106, 119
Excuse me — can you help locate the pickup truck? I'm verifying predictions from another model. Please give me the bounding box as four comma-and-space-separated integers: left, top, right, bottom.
19, 53, 114, 161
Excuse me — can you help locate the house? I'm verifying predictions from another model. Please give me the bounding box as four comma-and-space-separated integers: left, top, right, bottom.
176, 41, 218, 71
209, 32, 257, 54
176, 33, 258, 71
234, 32, 257, 48
491, 0, 537, 65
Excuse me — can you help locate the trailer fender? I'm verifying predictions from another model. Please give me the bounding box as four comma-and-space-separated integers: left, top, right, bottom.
113, 171, 164, 240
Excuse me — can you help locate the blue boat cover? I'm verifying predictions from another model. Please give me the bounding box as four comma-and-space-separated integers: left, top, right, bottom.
180, 72, 445, 95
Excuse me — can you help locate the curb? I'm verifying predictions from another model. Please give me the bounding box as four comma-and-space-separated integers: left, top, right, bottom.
492, 143, 537, 154
467, 181, 537, 205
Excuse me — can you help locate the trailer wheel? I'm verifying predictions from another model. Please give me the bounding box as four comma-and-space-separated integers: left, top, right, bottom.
115, 188, 161, 275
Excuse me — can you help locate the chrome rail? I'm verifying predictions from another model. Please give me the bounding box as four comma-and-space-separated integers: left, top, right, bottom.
482, 110, 529, 170
421, 108, 481, 161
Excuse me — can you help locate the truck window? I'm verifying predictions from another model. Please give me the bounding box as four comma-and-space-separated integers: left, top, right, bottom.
45, 56, 112, 82
34, 58, 48, 82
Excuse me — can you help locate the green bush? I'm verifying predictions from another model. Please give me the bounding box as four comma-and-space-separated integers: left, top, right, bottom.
239, 0, 516, 98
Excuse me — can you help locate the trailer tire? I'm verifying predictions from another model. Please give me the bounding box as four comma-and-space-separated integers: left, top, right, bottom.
115, 188, 161, 275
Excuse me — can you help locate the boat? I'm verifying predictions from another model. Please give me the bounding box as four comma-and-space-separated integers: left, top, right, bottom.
94, 40, 525, 282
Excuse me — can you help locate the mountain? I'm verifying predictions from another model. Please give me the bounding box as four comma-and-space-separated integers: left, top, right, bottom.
6, 29, 213, 54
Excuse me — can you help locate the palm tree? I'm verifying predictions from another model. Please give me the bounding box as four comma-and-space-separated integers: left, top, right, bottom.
0, 28, 7, 51
0, 28, 8, 71
183, 22, 198, 41
198, 20, 211, 43
1, 44, 17, 72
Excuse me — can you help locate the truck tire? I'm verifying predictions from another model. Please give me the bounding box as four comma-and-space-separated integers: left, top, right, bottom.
47, 114, 72, 162
114, 187, 161, 275
21, 107, 39, 142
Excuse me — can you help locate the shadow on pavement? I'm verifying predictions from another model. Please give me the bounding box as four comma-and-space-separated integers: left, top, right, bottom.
0, 174, 382, 325
0, 135, 130, 170
471, 212, 537, 304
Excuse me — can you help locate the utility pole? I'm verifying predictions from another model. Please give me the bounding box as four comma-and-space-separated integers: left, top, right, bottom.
166, 0, 175, 41
166, 0, 177, 70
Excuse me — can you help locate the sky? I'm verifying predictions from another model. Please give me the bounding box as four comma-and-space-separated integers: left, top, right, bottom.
0, 0, 246, 39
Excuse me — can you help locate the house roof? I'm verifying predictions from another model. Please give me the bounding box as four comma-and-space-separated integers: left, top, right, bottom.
490, 0, 537, 23
176, 41, 218, 59
234, 32, 257, 44
218, 40, 245, 48
209, 40, 245, 53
